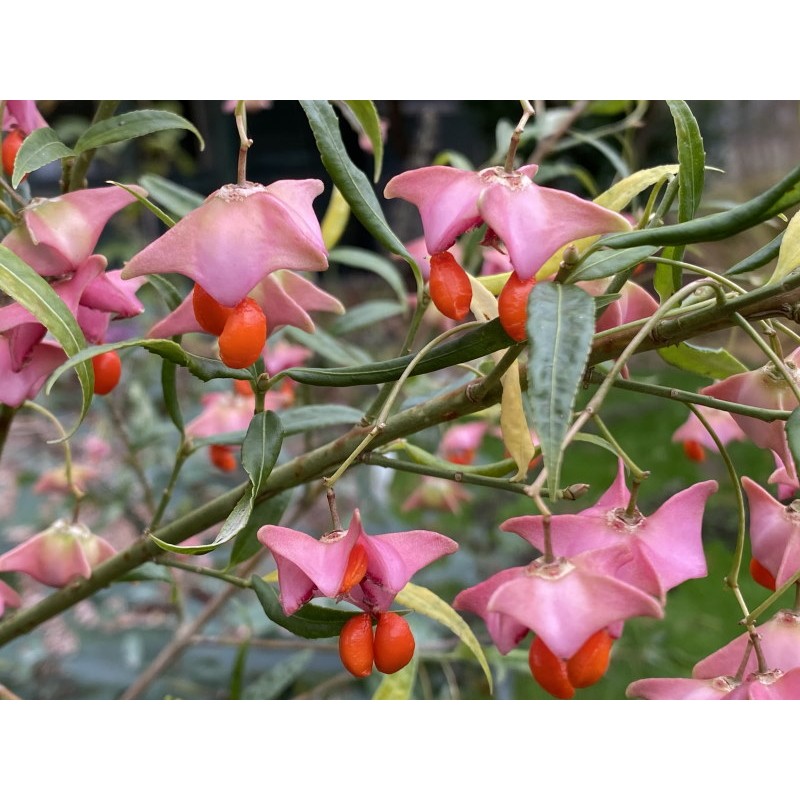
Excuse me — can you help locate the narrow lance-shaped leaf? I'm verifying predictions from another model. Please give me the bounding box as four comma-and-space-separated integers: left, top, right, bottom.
251, 575, 361, 638
73, 109, 205, 154
767, 210, 800, 285
161, 359, 184, 433
656, 101, 705, 298
330, 246, 408, 309
299, 101, 418, 277
566, 246, 659, 284
373, 658, 418, 700
11, 127, 75, 188
527, 282, 595, 499
658, 343, 747, 380
396, 582, 493, 693
343, 100, 384, 181
47, 338, 252, 394
0, 245, 91, 437
138, 173, 204, 220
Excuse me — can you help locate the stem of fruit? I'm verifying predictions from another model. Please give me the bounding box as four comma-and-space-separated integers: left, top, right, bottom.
734, 312, 800, 406
744, 565, 800, 626
504, 100, 535, 172
235, 102, 252, 185
687, 403, 747, 599
323, 321, 483, 489
592, 415, 649, 481
23, 401, 85, 514
468, 342, 527, 403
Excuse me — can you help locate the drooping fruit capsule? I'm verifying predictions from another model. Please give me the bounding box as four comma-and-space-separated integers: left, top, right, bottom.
567, 629, 613, 689
192, 284, 233, 336
528, 635, 575, 699
497, 272, 536, 342
339, 612, 374, 678
91, 351, 122, 395
373, 612, 415, 674
428, 251, 472, 321
682, 439, 706, 463
2, 129, 25, 178
749, 557, 777, 591
218, 298, 267, 369
338, 542, 369, 594
209, 444, 238, 473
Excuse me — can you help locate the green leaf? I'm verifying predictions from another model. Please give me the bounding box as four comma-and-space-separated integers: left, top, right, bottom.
161, 360, 184, 433
657, 102, 705, 299
768, 211, 800, 284
108, 180, 175, 228
73, 110, 205, 155
373, 657, 418, 700
566, 245, 659, 283
285, 326, 371, 367
138, 173, 204, 220
251, 575, 360, 638
594, 164, 679, 212
328, 300, 405, 335
658, 342, 748, 380
432, 150, 474, 170
786, 407, 800, 479
343, 100, 384, 181
227, 491, 292, 570
395, 582, 493, 693
146, 275, 185, 312
151, 487, 254, 555
242, 650, 313, 700
527, 282, 595, 499
229, 639, 250, 700
242, 411, 284, 499
0, 245, 91, 436
46, 338, 251, 394
299, 101, 417, 274
668, 100, 705, 221
11, 127, 74, 188
283, 318, 513, 388
726, 231, 784, 276
329, 246, 408, 309
151, 412, 285, 555
278, 404, 363, 435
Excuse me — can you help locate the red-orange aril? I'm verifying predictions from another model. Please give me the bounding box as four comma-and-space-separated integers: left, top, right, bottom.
209, 444, 238, 472
497, 272, 536, 342
428, 251, 472, 321
338, 542, 369, 594
192, 284, 233, 336
749, 557, 777, 591
566, 629, 613, 689
218, 298, 267, 369
528, 635, 575, 700
373, 612, 415, 674
339, 613, 375, 678
91, 351, 122, 395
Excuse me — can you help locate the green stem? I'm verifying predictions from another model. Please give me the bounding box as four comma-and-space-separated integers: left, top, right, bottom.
687, 404, 747, 596
359, 451, 543, 496
157, 558, 252, 590
744, 565, 800, 625
637, 175, 670, 229
592, 415, 648, 480
23, 401, 84, 514
469, 342, 527, 403
67, 101, 120, 191
734, 312, 800, 406
585, 371, 790, 422
149, 439, 190, 531
0, 354, 507, 649
107, 395, 156, 515
324, 321, 483, 488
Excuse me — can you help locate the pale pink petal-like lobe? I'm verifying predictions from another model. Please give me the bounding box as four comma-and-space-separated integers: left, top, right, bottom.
626, 676, 736, 699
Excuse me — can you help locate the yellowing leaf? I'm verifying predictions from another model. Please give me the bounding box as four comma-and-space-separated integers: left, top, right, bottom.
476, 271, 511, 297
467, 274, 534, 480
535, 165, 679, 281
396, 582, 493, 693
321, 185, 351, 250
594, 164, 680, 212
501, 362, 535, 481
768, 210, 800, 284
372, 657, 417, 700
